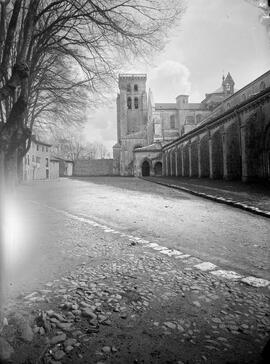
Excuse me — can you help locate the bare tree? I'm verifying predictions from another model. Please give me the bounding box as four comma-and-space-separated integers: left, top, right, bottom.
0, 0, 184, 185
51, 129, 109, 161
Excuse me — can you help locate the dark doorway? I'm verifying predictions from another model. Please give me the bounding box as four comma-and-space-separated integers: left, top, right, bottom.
142, 160, 150, 176
154, 162, 162, 176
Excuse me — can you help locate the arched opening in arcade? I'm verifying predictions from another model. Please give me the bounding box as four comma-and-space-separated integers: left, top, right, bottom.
142, 160, 150, 177
262, 125, 270, 179
154, 162, 162, 176
212, 129, 224, 179
191, 140, 199, 177
200, 134, 210, 177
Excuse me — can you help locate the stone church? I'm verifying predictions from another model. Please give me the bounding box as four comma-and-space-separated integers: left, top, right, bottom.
113, 72, 236, 177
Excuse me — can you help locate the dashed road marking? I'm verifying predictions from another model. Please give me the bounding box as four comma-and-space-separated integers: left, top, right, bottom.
211, 270, 243, 280
194, 262, 217, 271
241, 277, 270, 288
29, 200, 270, 289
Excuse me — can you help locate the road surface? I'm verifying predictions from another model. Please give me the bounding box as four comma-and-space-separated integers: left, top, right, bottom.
5, 176, 268, 297
1, 177, 269, 364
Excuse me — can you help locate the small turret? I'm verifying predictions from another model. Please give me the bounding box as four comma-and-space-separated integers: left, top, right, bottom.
222, 72, 235, 96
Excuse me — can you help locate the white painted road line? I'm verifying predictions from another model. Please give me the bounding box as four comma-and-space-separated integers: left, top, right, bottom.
241, 277, 270, 287
194, 262, 217, 271
29, 200, 270, 289
211, 270, 243, 280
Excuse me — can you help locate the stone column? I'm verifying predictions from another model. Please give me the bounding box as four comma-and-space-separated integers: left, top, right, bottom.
175, 149, 178, 176
188, 142, 192, 177
240, 125, 248, 182
222, 129, 228, 180
162, 153, 166, 176
170, 151, 173, 176
165, 153, 168, 176
209, 135, 213, 179
198, 137, 202, 178
181, 146, 184, 176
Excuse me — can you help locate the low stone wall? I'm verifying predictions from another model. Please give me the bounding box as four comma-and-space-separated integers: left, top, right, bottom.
73, 159, 113, 176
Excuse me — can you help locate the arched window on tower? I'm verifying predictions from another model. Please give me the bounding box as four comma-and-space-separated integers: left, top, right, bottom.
134, 97, 139, 109
170, 115, 176, 129
127, 84, 131, 92
134, 84, 138, 92
127, 97, 132, 109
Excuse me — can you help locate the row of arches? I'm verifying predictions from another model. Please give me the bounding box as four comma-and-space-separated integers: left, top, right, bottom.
164, 114, 270, 181
164, 124, 241, 180
142, 160, 162, 177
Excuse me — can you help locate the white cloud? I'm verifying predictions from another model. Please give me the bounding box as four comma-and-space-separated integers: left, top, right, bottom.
149, 61, 191, 103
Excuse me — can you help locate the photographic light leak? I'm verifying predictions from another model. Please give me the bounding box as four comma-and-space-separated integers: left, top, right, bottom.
2, 196, 30, 268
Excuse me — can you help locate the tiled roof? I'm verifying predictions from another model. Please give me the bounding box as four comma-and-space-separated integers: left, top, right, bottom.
155, 103, 177, 110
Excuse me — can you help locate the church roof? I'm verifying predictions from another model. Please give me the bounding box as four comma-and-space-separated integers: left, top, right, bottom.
213, 86, 224, 93
155, 103, 177, 110
134, 142, 163, 152
182, 103, 205, 110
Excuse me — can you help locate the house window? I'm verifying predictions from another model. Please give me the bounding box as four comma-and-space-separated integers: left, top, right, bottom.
170, 115, 176, 129
226, 83, 230, 91
127, 83, 131, 92
134, 97, 139, 109
134, 84, 138, 92
37, 144, 39, 151
227, 102, 231, 109
46, 158, 49, 167
127, 97, 132, 109
36, 156, 41, 166
42, 146, 44, 152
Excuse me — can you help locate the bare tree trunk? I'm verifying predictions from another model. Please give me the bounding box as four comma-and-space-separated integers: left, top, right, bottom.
0, 149, 6, 326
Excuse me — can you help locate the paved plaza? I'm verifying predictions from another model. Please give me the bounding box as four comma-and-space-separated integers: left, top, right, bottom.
1, 177, 269, 363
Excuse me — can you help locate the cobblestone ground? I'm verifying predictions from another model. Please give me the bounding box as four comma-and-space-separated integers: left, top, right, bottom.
1, 209, 269, 364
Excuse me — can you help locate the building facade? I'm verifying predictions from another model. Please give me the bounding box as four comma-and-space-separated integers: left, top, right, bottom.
162, 70, 270, 182
113, 72, 237, 177
113, 74, 149, 176
22, 137, 59, 181
113, 70, 270, 181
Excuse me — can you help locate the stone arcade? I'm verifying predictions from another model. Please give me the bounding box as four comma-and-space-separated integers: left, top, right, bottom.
113, 70, 270, 181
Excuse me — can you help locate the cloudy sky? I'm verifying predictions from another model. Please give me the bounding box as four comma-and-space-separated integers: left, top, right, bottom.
84, 0, 270, 156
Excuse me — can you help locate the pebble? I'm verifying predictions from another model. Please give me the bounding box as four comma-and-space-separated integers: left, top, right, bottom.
54, 349, 66, 360
81, 308, 97, 320
64, 338, 77, 347
55, 322, 72, 331
102, 346, 111, 353
164, 322, 176, 329
65, 345, 73, 352
50, 333, 67, 345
